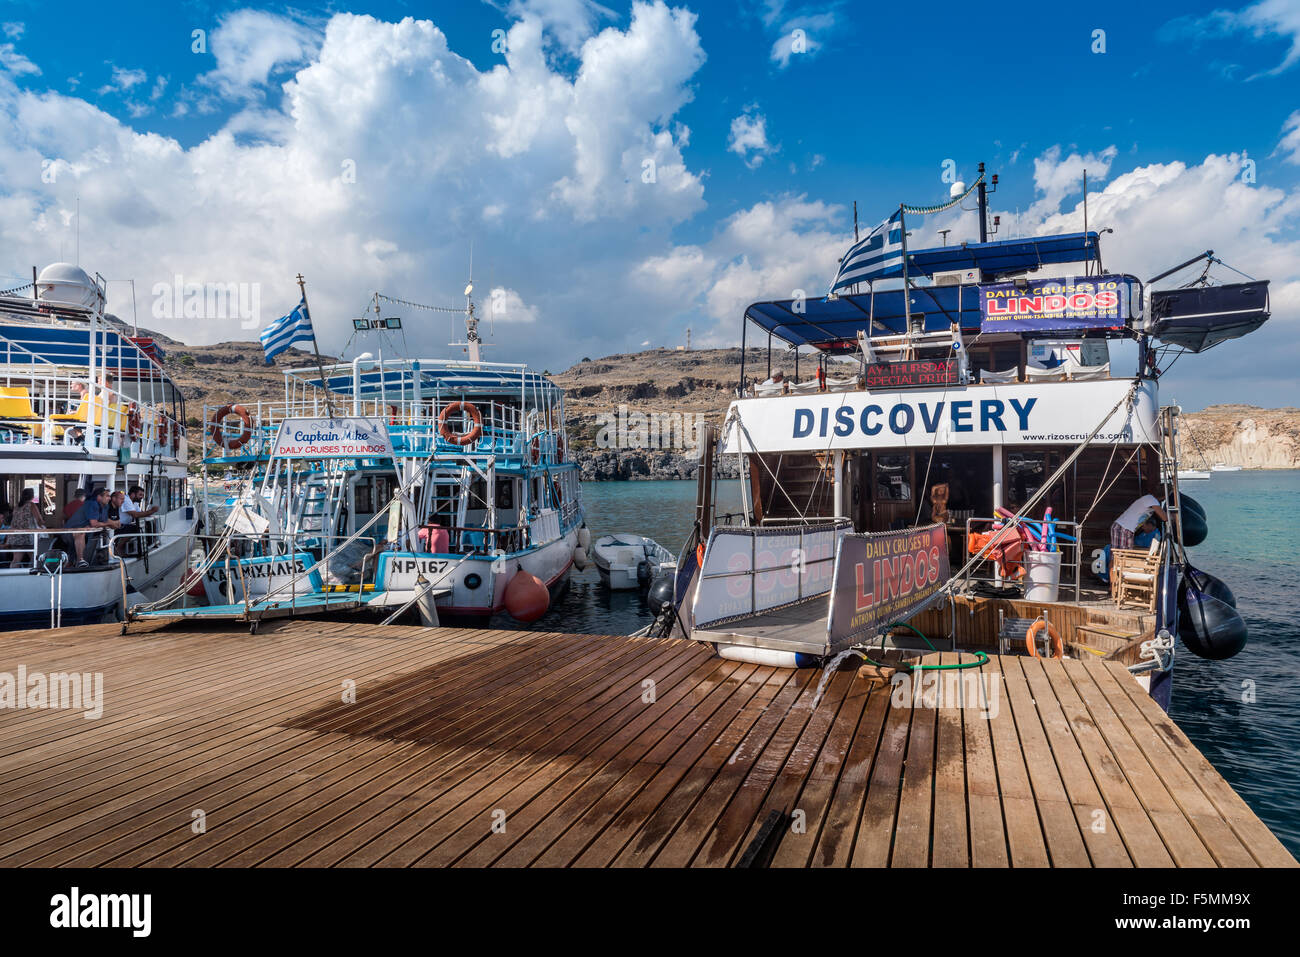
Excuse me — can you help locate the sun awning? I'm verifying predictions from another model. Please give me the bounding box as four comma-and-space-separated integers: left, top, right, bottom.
745, 284, 983, 350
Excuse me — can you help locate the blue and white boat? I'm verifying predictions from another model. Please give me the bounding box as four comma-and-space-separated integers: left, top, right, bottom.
658, 172, 1269, 711
0, 263, 198, 627
181, 287, 588, 625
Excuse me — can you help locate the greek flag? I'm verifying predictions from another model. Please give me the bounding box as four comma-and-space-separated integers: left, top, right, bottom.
829, 209, 904, 294
260, 297, 314, 364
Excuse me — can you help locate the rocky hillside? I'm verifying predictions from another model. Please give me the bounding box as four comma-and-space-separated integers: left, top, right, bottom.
1181, 406, 1300, 470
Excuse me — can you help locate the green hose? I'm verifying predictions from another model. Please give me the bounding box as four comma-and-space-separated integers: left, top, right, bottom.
854, 621, 989, 672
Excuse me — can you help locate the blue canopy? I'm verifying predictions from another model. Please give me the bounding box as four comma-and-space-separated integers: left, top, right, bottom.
859, 231, 1100, 282
746, 284, 983, 349
0, 323, 162, 372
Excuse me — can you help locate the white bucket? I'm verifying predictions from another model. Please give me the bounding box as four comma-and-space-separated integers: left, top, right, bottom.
1023, 550, 1063, 602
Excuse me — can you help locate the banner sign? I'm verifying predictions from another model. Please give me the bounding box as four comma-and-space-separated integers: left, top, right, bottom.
865, 358, 957, 390
723, 378, 1158, 453
271, 417, 393, 459
979, 274, 1136, 333
828, 524, 950, 646
693, 522, 849, 629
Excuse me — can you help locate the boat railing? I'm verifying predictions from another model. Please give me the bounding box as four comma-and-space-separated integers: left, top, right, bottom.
202, 395, 562, 463
0, 513, 172, 571
0, 370, 186, 457
957, 515, 1083, 602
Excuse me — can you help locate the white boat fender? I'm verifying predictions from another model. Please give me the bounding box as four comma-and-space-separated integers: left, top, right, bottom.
572, 545, 589, 570
714, 643, 819, 669
578, 526, 591, 550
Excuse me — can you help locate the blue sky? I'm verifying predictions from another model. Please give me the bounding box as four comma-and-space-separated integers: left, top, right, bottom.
1, 0, 1298, 407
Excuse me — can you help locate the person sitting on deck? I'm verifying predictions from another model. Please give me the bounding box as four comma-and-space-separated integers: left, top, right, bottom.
6, 487, 46, 567
62, 487, 85, 521
65, 487, 119, 567
1111, 494, 1167, 551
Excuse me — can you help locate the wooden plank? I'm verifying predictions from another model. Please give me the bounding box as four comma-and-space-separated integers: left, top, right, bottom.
891, 654, 939, 867
1057, 659, 1217, 867
960, 655, 1010, 867
1013, 657, 1149, 868
476, 664, 794, 868
409, 657, 768, 868
671, 666, 854, 869
558, 669, 816, 868
930, 652, 972, 868
807, 670, 893, 868
1101, 660, 1296, 867
996, 655, 1096, 866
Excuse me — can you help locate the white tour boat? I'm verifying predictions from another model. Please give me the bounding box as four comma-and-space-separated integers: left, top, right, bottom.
0, 264, 197, 627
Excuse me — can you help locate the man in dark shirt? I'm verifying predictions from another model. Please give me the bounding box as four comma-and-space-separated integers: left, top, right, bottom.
66, 488, 119, 567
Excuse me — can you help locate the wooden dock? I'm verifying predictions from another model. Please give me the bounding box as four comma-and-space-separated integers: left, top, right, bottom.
0, 620, 1292, 868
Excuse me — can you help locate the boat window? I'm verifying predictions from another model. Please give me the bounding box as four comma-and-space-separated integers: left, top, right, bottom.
1005, 451, 1064, 513
495, 479, 514, 511
876, 454, 911, 501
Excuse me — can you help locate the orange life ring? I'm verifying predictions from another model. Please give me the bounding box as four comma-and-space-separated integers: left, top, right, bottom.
1025, 619, 1064, 659
171, 419, 183, 452
438, 401, 482, 446
210, 405, 251, 450
529, 435, 541, 464
127, 404, 142, 441
388, 404, 399, 425
556, 434, 565, 462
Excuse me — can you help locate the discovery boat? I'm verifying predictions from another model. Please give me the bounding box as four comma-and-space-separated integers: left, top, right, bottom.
655, 186, 1267, 712
136, 285, 587, 627
0, 264, 197, 626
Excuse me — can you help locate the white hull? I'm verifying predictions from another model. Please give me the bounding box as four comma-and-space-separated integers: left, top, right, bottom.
0, 511, 195, 627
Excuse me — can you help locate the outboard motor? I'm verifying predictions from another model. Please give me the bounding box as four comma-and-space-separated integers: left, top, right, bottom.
1177, 572, 1247, 660
1179, 493, 1209, 547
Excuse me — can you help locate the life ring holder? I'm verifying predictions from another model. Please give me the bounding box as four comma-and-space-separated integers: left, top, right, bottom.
1025, 618, 1064, 659
438, 401, 483, 446
210, 404, 252, 451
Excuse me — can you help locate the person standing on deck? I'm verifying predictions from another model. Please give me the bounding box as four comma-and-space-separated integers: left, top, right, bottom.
1111, 494, 1167, 551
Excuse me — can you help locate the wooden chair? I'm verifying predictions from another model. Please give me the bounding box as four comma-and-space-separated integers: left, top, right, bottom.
1110, 539, 1162, 611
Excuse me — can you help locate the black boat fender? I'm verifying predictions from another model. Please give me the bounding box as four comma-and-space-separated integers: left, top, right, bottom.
1179, 493, 1209, 547
1177, 572, 1247, 660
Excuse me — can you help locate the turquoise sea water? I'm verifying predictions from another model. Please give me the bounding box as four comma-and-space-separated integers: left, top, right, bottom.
1167, 470, 1300, 856
523, 472, 1299, 856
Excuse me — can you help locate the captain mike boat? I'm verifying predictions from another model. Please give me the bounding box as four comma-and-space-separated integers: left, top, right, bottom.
652, 168, 1268, 712
146, 282, 588, 628
0, 264, 197, 627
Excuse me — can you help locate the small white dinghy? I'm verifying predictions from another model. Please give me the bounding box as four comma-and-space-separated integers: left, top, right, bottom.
592, 534, 674, 590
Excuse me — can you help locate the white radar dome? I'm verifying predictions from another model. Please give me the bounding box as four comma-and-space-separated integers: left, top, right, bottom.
949, 180, 966, 199
36, 262, 104, 310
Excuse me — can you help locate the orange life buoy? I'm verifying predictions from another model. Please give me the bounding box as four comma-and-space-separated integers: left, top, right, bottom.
127, 404, 142, 441
556, 434, 565, 462
529, 435, 541, 465
696, 542, 705, 568
1025, 619, 1064, 659
210, 404, 252, 450
438, 401, 482, 446
388, 404, 399, 425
